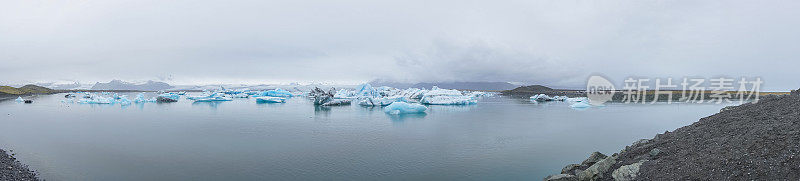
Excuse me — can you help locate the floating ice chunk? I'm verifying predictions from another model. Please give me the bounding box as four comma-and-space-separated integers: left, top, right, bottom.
383, 102, 427, 114
468, 91, 489, 98
232, 93, 250, 98
79, 95, 113, 104
401, 88, 427, 100
193, 96, 232, 102
552, 96, 568, 101
133, 93, 156, 103
177, 91, 186, 95
420, 86, 477, 105
321, 99, 351, 106
566, 97, 589, 103
15, 96, 24, 102
355, 83, 378, 97
570, 102, 592, 108
421, 96, 477, 105
118, 96, 132, 105
530, 94, 554, 102
358, 96, 408, 106
256, 96, 285, 103
260, 89, 294, 98
334, 89, 356, 99
156, 93, 180, 103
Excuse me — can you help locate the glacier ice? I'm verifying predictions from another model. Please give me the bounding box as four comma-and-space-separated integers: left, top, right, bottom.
15, 96, 24, 102
118, 96, 132, 105
134, 93, 156, 103
530, 94, 554, 102
79, 94, 113, 104
355, 83, 378, 97
256, 96, 286, 103
358, 96, 408, 106
420, 86, 477, 105
259, 89, 293, 98
156, 93, 180, 103
310, 87, 351, 106
383, 102, 427, 114
570, 102, 592, 109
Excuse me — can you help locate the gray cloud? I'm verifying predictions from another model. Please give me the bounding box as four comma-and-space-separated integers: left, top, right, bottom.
1, 0, 799, 90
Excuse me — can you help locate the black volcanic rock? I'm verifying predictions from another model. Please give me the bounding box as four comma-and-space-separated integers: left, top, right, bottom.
91, 80, 173, 91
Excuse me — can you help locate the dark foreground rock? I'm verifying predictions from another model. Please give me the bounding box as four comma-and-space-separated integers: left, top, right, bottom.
0, 149, 39, 181
546, 94, 800, 180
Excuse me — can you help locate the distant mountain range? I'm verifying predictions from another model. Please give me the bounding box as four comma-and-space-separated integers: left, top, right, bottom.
91, 80, 173, 91
368, 80, 519, 91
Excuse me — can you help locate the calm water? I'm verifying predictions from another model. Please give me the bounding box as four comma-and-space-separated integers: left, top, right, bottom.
0, 93, 733, 180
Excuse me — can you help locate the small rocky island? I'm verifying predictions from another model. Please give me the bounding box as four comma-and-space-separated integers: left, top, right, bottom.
544, 91, 800, 180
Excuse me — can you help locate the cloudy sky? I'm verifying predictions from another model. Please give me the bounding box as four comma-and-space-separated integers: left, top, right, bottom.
1, 0, 799, 90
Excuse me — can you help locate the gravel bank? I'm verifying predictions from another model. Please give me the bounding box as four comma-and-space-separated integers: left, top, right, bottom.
0, 149, 39, 181
546, 94, 800, 180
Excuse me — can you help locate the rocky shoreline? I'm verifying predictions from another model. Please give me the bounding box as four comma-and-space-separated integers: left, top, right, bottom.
544, 93, 800, 180
0, 149, 39, 181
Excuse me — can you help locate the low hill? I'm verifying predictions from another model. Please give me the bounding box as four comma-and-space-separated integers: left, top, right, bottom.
0, 85, 56, 97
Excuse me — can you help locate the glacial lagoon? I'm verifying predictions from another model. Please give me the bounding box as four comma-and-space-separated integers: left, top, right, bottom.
0, 93, 735, 180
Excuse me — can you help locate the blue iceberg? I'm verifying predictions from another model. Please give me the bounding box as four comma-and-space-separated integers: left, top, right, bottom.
156, 93, 180, 103
193, 96, 232, 102
420, 87, 477, 105
358, 96, 408, 106
15, 96, 24, 102
259, 89, 293, 98
570, 102, 592, 108
383, 102, 427, 114
256, 96, 286, 103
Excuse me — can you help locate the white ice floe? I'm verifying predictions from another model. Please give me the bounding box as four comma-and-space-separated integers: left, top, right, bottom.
358, 96, 408, 106
570, 102, 592, 108
420, 86, 477, 105
79, 95, 113, 104
256, 96, 286, 103
383, 102, 427, 114
259, 89, 294, 98
156, 93, 180, 103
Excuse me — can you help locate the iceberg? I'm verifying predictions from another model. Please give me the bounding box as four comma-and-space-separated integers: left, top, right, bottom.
232, 93, 250, 98
333, 89, 357, 99
358, 96, 408, 106
530, 94, 554, 102
256, 96, 286, 103
193, 95, 232, 102
570, 102, 592, 108
15, 96, 24, 102
321, 99, 351, 106
355, 83, 378, 97
566, 97, 589, 103
78, 95, 113, 104
134, 93, 156, 103
156, 93, 180, 102
118, 96, 132, 105
259, 88, 294, 98
187, 92, 217, 100
420, 86, 477, 105
383, 102, 427, 114
310, 87, 351, 106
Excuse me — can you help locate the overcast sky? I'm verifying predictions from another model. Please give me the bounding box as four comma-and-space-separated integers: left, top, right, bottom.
1, 0, 799, 90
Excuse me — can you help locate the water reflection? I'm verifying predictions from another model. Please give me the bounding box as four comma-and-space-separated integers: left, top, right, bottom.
191, 101, 224, 109
386, 112, 427, 122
